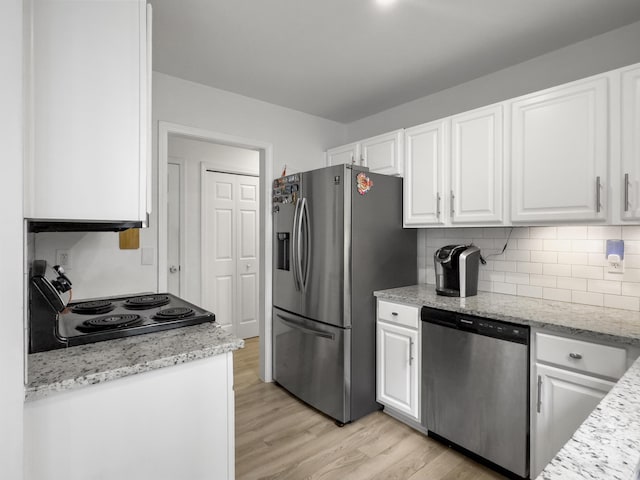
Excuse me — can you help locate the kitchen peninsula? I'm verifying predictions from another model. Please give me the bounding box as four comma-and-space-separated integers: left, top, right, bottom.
375, 285, 640, 479
24, 323, 242, 480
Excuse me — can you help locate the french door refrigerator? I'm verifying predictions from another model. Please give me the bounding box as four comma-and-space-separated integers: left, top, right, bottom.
272, 164, 416, 424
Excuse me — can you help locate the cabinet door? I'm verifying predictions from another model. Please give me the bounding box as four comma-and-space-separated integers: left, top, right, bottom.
30, 0, 149, 222
533, 363, 614, 477
511, 77, 608, 222
361, 130, 404, 176
621, 66, 640, 219
403, 120, 448, 226
450, 104, 503, 224
376, 320, 419, 420
326, 142, 360, 166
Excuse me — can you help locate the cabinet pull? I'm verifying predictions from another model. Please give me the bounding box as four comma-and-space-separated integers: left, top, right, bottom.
450, 191, 455, 216
436, 193, 441, 218
536, 375, 542, 413
596, 176, 602, 213
350, 154, 355, 165
391, 312, 398, 316
409, 339, 413, 366
625, 173, 630, 212
569, 352, 583, 360
360, 155, 365, 166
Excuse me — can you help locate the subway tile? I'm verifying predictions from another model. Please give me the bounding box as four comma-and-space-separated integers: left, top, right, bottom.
557, 252, 589, 265
505, 249, 530, 262
543, 288, 572, 302
571, 239, 604, 253
425, 229, 446, 238
572, 291, 604, 307
491, 261, 517, 273
510, 227, 530, 239
530, 251, 558, 264
493, 282, 517, 295
587, 279, 621, 295
588, 226, 622, 240
517, 238, 543, 251
530, 274, 557, 288
505, 272, 530, 285
517, 262, 543, 275
483, 227, 507, 238
487, 271, 506, 282
456, 228, 478, 239
604, 270, 627, 281
604, 294, 640, 311
472, 238, 495, 250
478, 280, 493, 293
517, 284, 543, 298
624, 255, 640, 268
557, 226, 588, 239
622, 282, 640, 297
623, 268, 640, 282
530, 226, 557, 239
623, 241, 640, 254
543, 239, 572, 252
543, 264, 572, 277
479, 270, 492, 281
557, 277, 587, 291
588, 253, 606, 266
571, 265, 603, 280
622, 226, 640, 240
426, 269, 436, 284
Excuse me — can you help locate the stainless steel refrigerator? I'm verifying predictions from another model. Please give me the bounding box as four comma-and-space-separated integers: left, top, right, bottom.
272, 164, 416, 424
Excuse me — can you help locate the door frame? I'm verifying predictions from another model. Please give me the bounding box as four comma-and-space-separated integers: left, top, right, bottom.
167, 156, 187, 297
158, 121, 274, 382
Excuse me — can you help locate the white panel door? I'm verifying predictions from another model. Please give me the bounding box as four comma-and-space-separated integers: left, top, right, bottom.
361, 130, 404, 176
203, 171, 259, 338
376, 321, 419, 421
450, 104, 503, 224
167, 161, 181, 296
326, 142, 360, 166
236, 176, 260, 339
511, 77, 608, 222
621, 66, 640, 219
403, 120, 448, 226
533, 363, 614, 477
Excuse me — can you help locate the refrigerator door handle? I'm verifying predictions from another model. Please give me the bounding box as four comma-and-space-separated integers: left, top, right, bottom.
301, 197, 311, 292
291, 199, 301, 291
276, 313, 335, 340
295, 198, 306, 292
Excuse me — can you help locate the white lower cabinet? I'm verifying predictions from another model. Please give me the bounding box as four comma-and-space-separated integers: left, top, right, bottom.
376, 300, 420, 422
532, 331, 627, 477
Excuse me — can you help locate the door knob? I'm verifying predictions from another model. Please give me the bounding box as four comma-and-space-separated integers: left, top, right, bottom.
246, 264, 251, 270
169, 265, 178, 274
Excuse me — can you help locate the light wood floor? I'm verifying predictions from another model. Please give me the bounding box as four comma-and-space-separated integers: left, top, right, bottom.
233, 337, 505, 480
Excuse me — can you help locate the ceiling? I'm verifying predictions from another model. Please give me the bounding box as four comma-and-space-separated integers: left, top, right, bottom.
151, 0, 640, 124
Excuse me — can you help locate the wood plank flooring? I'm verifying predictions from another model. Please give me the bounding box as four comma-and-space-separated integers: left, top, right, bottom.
234, 337, 505, 480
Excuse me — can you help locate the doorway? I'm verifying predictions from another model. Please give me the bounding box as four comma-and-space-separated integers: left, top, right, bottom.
158, 122, 274, 382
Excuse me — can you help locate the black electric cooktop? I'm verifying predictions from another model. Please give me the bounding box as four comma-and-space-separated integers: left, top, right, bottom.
56, 293, 216, 346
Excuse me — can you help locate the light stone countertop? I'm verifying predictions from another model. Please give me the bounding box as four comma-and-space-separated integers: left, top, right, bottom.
374, 284, 640, 480
26, 322, 243, 402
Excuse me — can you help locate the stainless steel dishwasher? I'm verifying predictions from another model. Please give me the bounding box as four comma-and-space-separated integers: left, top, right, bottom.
421, 307, 529, 479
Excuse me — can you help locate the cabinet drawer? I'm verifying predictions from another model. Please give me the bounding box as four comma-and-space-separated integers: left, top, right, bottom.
536, 332, 627, 379
377, 300, 419, 329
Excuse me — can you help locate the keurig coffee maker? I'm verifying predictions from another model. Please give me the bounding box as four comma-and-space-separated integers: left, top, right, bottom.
434, 244, 480, 297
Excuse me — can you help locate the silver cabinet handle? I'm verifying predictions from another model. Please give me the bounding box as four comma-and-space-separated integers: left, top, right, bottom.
450, 191, 455, 216
625, 173, 630, 212
436, 193, 441, 218
569, 352, 583, 360
537, 375, 542, 413
596, 176, 602, 213
409, 339, 413, 366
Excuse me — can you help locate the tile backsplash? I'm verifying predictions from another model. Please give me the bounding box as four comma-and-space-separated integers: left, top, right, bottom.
420, 226, 640, 311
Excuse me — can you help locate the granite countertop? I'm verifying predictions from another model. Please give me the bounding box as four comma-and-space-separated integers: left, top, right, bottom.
374, 284, 640, 480
375, 284, 640, 346
26, 322, 243, 402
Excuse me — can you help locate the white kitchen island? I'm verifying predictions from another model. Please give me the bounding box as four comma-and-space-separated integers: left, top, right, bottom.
24, 323, 243, 480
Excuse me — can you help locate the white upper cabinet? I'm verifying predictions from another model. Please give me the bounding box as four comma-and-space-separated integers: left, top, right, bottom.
450, 104, 504, 224
27, 0, 151, 222
326, 142, 360, 167
403, 120, 447, 226
326, 130, 404, 176
510, 77, 608, 223
360, 130, 404, 176
620, 65, 640, 220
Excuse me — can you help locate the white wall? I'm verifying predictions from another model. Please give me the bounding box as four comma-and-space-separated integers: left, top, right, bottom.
347, 20, 640, 141
33, 73, 344, 299
423, 226, 640, 311
168, 136, 259, 305
1, 0, 24, 478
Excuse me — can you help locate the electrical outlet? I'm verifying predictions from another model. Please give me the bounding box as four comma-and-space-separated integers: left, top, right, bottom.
55, 249, 71, 270
608, 259, 624, 274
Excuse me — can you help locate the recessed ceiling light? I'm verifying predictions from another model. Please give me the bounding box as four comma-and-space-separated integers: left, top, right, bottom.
376, 0, 397, 8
